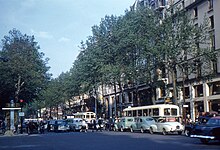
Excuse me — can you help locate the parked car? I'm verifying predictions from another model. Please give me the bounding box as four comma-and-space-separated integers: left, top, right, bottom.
190, 116, 220, 144
54, 120, 70, 132
184, 116, 212, 137
66, 118, 88, 132
149, 117, 184, 135
130, 117, 156, 133
114, 117, 135, 132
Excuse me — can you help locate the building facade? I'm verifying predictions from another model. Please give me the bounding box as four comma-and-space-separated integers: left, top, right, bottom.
102, 0, 220, 121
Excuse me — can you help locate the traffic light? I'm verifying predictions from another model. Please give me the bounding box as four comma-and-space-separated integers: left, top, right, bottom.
19, 99, 24, 107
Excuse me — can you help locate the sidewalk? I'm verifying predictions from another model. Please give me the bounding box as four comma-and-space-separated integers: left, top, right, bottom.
0, 130, 28, 137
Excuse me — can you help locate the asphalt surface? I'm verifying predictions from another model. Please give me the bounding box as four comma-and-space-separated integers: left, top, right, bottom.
0, 130, 219, 150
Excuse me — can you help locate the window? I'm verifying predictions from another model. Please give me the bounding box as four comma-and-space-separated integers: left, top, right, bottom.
153, 108, 159, 116
133, 110, 137, 117
164, 108, 171, 115
138, 110, 142, 116
143, 109, 148, 116
194, 7, 198, 18
171, 108, 177, 116
208, 0, 213, 10
209, 16, 214, 29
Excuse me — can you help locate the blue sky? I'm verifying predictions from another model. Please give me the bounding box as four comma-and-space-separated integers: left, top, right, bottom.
0, 0, 135, 78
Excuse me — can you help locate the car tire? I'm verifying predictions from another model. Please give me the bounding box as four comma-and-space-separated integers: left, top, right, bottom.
178, 131, 182, 135
149, 127, 154, 134
184, 130, 190, 136
73, 127, 76, 132
162, 128, 167, 135
140, 127, 144, 133
120, 127, 124, 132
200, 138, 210, 144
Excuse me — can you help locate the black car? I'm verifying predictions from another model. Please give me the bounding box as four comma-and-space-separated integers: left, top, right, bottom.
190, 116, 220, 144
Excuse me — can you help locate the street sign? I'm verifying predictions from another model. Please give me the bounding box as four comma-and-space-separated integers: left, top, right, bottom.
183, 105, 188, 108
2, 107, 21, 110
19, 112, 25, 117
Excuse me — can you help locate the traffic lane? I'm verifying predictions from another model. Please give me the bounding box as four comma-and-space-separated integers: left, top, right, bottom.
0, 131, 219, 150
100, 131, 220, 149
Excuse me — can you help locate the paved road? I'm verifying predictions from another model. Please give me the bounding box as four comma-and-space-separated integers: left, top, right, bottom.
0, 131, 219, 150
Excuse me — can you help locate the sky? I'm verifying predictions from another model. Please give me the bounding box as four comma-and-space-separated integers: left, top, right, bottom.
0, 0, 135, 78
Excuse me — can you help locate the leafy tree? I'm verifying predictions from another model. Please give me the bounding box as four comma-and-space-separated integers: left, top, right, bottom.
0, 29, 51, 110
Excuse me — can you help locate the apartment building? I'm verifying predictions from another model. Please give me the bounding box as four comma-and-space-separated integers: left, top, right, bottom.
102, 0, 220, 120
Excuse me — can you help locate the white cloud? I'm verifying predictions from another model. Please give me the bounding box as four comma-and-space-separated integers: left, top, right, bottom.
58, 37, 71, 42
30, 29, 53, 39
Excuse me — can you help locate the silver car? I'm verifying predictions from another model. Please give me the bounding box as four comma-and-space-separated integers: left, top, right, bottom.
130, 117, 156, 133
149, 117, 184, 135
66, 118, 88, 132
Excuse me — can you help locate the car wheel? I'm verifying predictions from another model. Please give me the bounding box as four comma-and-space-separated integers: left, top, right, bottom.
120, 127, 124, 132
73, 127, 76, 132
149, 127, 154, 134
162, 128, 167, 135
200, 138, 210, 144
130, 127, 133, 133
178, 131, 182, 135
184, 130, 190, 136
140, 127, 144, 133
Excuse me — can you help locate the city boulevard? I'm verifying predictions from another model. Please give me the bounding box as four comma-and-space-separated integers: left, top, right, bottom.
0, 131, 219, 150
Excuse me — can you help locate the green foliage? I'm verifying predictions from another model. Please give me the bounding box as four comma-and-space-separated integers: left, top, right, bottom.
0, 29, 51, 106
36, 7, 216, 109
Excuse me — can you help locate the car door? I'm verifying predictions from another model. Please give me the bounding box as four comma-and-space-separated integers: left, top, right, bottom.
137, 117, 142, 130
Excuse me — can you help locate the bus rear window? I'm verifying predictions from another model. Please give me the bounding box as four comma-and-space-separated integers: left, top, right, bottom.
171, 108, 177, 115
164, 108, 171, 115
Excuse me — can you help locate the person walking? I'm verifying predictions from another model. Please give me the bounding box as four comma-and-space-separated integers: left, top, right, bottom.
92, 119, 96, 132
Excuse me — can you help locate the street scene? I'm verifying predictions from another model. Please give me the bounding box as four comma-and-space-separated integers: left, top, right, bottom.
1, 0, 220, 149
0, 130, 220, 150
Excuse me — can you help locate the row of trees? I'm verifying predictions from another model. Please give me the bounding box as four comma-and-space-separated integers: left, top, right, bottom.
0, 6, 216, 118
40, 6, 215, 118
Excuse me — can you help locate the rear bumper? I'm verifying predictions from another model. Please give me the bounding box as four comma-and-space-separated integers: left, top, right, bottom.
190, 135, 216, 139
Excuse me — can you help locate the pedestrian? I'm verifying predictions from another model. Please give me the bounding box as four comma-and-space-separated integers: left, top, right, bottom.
92, 119, 96, 132
39, 121, 44, 134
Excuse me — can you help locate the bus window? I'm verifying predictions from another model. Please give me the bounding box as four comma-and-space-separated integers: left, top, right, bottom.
128, 111, 132, 117
143, 109, 148, 116
149, 109, 152, 116
171, 108, 177, 115
133, 110, 137, 117
138, 110, 142, 116
153, 108, 159, 116
164, 108, 171, 115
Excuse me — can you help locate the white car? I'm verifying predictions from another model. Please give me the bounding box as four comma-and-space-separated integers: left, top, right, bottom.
149, 117, 184, 135
66, 118, 88, 132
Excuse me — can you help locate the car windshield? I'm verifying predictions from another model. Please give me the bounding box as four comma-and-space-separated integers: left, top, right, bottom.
206, 118, 220, 125
145, 118, 154, 121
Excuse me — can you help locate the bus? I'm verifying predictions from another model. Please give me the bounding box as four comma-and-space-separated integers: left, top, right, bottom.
123, 104, 180, 120
73, 112, 96, 123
